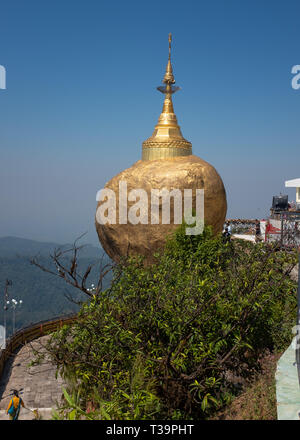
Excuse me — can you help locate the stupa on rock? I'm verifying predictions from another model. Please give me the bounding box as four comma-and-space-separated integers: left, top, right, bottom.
95, 34, 227, 264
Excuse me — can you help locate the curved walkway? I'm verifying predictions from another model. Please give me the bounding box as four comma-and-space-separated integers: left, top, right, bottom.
0, 335, 65, 420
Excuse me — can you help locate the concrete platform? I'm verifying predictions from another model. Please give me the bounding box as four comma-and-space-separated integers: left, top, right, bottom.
0, 335, 66, 420
276, 337, 300, 420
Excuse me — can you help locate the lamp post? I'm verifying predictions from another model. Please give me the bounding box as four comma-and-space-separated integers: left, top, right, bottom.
87, 283, 96, 294
3, 279, 12, 343
10, 298, 23, 334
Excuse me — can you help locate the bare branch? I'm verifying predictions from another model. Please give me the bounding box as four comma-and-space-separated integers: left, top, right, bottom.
30, 235, 113, 299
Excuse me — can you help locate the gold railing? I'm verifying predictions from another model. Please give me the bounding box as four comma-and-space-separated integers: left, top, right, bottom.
0, 314, 77, 379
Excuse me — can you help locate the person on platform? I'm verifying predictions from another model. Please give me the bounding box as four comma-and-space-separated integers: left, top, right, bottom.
265, 219, 271, 242
255, 219, 262, 243
222, 226, 231, 243
6, 389, 25, 420
226, 221, 232, 235
223, 221, 232, 235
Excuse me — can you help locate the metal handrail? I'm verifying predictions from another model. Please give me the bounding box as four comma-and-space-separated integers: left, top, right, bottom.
0, 313, 77, 380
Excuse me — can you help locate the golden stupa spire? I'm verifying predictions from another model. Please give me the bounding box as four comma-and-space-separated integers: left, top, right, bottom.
163, 33, 175, 84
142, 33, 192, 161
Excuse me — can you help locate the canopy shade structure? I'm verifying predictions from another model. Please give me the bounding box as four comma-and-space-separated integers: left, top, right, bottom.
285, 178, 300, 204
285, 178, 300, 187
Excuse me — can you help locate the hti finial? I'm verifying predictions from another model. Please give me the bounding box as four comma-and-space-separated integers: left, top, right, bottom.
163, 33, 175, 84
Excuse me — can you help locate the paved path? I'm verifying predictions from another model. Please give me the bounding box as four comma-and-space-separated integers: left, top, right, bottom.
276, 337, 300, 420
0, 335, 66, 420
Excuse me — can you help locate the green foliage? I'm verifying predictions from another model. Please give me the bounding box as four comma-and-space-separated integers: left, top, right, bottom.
45, 226, 298, 419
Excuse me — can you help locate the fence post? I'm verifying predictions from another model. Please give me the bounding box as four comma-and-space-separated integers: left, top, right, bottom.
280, 212, 284, 247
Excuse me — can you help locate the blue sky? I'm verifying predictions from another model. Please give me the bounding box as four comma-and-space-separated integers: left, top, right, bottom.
0, 0, 299, 245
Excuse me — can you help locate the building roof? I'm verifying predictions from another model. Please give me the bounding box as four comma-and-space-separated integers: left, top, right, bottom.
285, 178, 300, 187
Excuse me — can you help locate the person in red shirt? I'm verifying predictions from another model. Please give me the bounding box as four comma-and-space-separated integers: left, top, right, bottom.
265, 220, 271, 242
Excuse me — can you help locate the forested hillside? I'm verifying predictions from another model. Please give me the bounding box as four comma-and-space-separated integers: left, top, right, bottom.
0, 237, 111, 335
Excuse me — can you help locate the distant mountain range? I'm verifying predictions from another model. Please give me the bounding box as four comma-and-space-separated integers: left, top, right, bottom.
0, 236, 111, 336
0, 236, 102, 258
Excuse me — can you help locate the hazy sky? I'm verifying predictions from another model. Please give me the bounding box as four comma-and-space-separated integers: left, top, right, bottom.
0, 0, 299, 246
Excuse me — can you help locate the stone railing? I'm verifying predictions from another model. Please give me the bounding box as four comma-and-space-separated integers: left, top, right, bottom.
0, 314, 77, 380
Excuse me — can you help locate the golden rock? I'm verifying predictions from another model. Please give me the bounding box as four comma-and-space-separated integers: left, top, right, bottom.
96, 156, 226, 263
95, 34, 227, 264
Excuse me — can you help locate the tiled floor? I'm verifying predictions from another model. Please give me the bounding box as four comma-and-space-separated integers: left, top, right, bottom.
0, 335, 66, 420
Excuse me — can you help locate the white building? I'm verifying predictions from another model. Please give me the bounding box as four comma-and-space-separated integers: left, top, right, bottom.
285, 178, 300, 209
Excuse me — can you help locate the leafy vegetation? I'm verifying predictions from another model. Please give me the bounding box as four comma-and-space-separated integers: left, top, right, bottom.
40, 225, 297, 420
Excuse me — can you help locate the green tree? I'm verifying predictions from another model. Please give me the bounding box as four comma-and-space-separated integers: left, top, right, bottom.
42, 226, 297, 419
